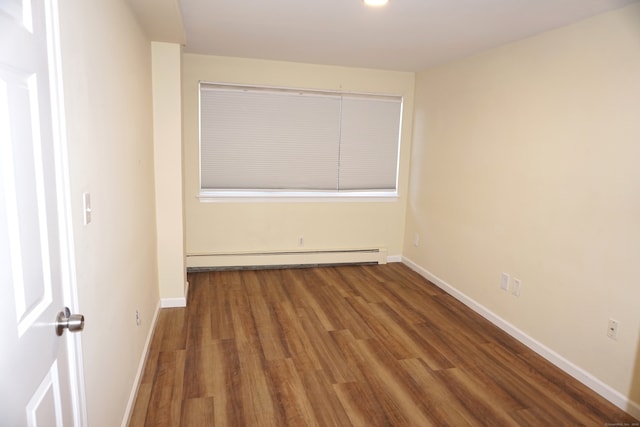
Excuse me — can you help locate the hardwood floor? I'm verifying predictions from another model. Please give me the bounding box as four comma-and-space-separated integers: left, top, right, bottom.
129, 263, 637, 426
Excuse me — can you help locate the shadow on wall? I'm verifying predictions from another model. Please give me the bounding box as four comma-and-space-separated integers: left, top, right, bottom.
630, 330, 640, 417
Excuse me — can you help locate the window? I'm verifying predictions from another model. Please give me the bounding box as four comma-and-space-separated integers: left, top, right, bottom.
199, 83, 402, 199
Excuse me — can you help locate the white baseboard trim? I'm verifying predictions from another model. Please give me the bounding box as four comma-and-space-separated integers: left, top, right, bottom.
121, 300, 161, 427
402, 256, 640, 420
386, 254, 403, 263
161, 297, 187, 308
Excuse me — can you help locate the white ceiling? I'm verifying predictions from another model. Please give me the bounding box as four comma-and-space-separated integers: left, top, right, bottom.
131, 0, 638, 72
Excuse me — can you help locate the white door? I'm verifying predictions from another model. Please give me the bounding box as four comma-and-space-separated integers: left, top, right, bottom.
0, 0, 85, 426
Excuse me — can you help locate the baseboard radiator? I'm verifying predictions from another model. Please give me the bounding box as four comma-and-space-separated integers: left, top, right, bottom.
186, 248, 387, 271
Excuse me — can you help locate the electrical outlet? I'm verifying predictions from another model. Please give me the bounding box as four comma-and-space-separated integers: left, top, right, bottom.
500, 273, 509, 291
413, 233, 420, 247
298, 236, 304, 247
135, 309, 141, 327
607, 319, 619, 340
512, 278, 521, 297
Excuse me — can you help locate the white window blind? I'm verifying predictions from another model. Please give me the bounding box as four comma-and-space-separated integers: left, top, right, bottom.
339, 95, 401, 190
199, 83, 402, 197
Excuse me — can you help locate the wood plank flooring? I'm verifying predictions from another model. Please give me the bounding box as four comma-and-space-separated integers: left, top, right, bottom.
129, 263, 638, 426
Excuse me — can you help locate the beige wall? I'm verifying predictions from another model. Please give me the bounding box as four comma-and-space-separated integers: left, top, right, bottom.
59, 0, 159, 425
152, 42, 187, 303
405, 3, 640, 411
182, 55, 415, 263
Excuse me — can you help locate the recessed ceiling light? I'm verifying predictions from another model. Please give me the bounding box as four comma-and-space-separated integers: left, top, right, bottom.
363, 0, 389, 7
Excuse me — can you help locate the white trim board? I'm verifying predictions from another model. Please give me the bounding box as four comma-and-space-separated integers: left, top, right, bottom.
161, 297, 187, 308
158, 281, 189, 309
386, 254, 403, 263
401, 256, 640, 420
120, 301, 161, 427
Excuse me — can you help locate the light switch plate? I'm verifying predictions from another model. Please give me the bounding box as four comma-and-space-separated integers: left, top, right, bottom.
500, 273, 509, 291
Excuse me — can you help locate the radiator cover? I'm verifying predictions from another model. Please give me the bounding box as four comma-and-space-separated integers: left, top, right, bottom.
186, 248, 387, 269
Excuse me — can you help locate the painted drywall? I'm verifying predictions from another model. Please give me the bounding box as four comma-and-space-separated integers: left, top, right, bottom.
152, 42, 186, 303
58, 0, 160, 425
182, 55, 415, 262
404, 2, 640, 411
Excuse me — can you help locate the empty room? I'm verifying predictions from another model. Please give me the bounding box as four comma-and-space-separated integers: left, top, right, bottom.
1, 0, 639, 426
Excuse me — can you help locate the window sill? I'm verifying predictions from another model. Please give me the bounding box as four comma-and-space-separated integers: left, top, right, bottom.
197, 190, 399, 203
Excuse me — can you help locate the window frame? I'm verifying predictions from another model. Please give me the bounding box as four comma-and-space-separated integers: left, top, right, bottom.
197, 82, 404, 202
